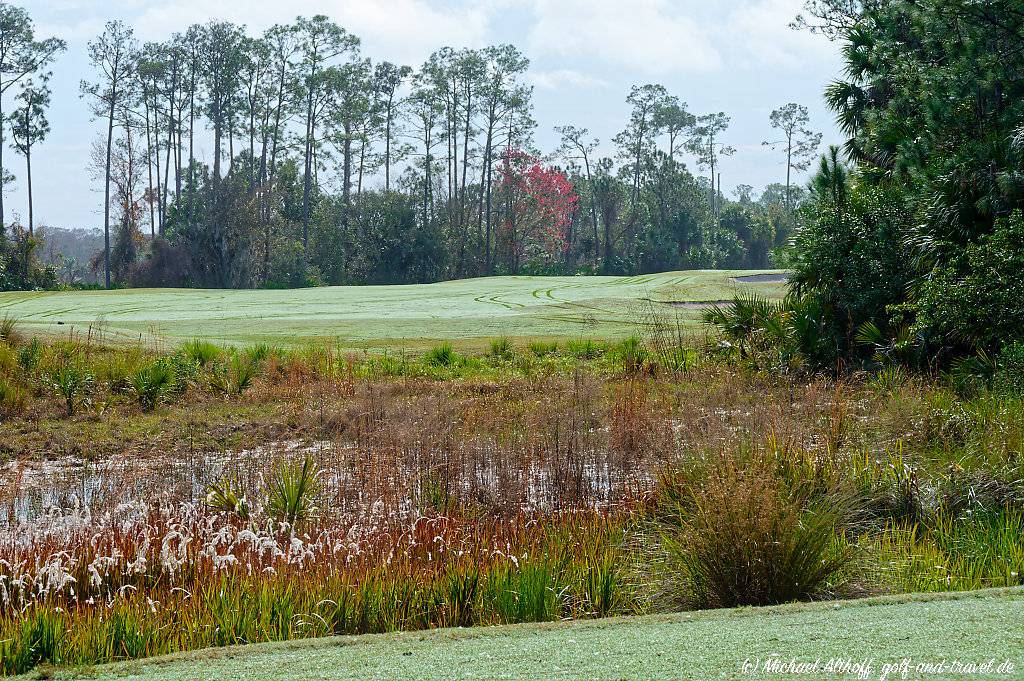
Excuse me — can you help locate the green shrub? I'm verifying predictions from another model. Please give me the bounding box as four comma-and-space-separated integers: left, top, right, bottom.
947, 350, 997, 397
210, 352, 262, 396
995, 342, 1024, 395
229, 352, 261, 395
788, 182, 914, 366
915, 212, 1024, 354
167, 354, 200, 393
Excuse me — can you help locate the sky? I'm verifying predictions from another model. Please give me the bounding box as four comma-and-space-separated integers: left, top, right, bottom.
9, 0, 844, 231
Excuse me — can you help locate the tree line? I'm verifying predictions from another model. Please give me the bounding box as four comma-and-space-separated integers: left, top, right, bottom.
0, 4, 825, 290
711, 0, 1024, 373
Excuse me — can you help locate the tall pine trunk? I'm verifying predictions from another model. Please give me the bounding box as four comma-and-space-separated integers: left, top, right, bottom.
0, 93, 6, 228
384, 95, 394, 191
143, 89, 156, 237
301, 86, 315, 249
25, 145, 33, 236
103, 96, 116, 289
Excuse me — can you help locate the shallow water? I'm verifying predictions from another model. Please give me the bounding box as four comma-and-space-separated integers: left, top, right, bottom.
1, 437, 643, 527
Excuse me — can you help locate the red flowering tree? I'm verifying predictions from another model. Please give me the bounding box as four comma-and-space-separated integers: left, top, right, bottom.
497, 147, 578, 274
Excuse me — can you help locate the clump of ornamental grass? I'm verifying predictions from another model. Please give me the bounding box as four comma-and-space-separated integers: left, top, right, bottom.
180, 338, 222, 367
649, 446, 856, 609
423, 343, 458, 368
489, 336, 514, 360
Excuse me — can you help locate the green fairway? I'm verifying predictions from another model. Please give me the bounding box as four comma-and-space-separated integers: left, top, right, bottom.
35, 589, 1023, 681
0, 270, 786, 348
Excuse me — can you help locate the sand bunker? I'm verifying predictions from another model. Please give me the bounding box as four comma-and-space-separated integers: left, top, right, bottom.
730, 273, 788, 284
664, 300, 732, 310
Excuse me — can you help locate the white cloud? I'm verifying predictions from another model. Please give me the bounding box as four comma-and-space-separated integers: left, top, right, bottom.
529, 68, 609, 91
724, 0, 836, 68
526, 0, 722, 75
39, 0, 492, 65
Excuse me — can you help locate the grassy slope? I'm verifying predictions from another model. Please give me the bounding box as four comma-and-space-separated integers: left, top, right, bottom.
41, 589, 1023, 681
0, 270, 785, 348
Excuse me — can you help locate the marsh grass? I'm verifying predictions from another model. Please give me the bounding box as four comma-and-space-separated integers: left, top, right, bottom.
869, 511, 1024, 592
1, 334, 1024, 673
0, 509, 622, 674
16, 338, 41, 374
0, 377, 26, 418
566, 338, 605, 360
528, 341, 558, 357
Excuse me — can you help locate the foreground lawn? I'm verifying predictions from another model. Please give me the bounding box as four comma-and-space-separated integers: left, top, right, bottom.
0, 270, 784, 347
38, 589, 1023, 681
